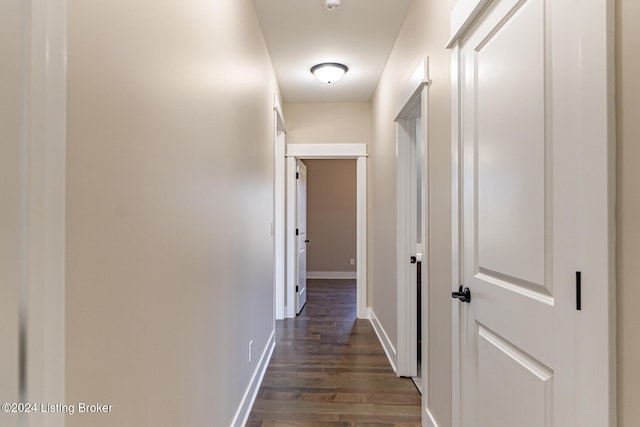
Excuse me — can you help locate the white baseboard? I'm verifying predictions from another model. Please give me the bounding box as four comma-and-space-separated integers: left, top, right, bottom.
230, 330, 275, 427
307, 271, 357, 279
426, 408, 440, 427
368, 308, 397, 374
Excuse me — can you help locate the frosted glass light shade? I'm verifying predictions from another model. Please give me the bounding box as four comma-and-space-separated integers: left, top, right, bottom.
322, 0, 343, 11
310, 63, 348, 84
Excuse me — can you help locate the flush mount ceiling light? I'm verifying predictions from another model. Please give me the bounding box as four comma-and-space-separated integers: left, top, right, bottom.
322, 0, 343, 11
310, 62, 348, 84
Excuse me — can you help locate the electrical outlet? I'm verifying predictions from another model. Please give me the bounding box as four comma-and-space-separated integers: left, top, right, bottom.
350, 258, 355, 266
249, 340, 253, 363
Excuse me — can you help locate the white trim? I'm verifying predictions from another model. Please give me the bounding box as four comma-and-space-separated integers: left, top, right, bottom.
23, 1, 67, 425
286, 143, 367, 158
356, 156, 367, 319
426, 408, 440, 427
420, 84, 430, 425
395, 58, 430, 120
368, 308, 397, 374
449, 43, 462, 427
230, 331, 276, 427
273, 92, 286, 133
394, 58, 429, 380
282, 144, 368, 319
273, 94, 286, 320
578, 0, 617, 424
446, 0, 492, 48
306, 271, 357, 280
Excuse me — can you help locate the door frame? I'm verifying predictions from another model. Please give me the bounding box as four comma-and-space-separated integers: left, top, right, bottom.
395, 58, 430, 379
283, 144, 368, 319
12, 0, 67, 424
273, 94, 286, 320
447, 0, 616, 425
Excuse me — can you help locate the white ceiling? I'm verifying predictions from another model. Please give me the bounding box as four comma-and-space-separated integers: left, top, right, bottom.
252, 0, 413, 103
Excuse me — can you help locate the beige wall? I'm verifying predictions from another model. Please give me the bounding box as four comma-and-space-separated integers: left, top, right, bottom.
617, 0, 640, 424
66, 1, 278, 425
283, 102, 371, 144
305, 160, 357, 274
370, 0, 457, 425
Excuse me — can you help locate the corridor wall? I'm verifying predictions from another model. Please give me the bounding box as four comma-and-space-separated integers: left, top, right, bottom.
66, 1, 279, 425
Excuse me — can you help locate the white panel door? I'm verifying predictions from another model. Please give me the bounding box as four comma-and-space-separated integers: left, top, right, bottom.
455, 0, 612, 425
296, 160, 308, 314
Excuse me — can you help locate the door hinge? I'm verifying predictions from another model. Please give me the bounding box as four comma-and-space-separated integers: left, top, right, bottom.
296, 172, 299, 179
296, 286, 299, 293
576, 271, 582, 311
296, 228, 299, 235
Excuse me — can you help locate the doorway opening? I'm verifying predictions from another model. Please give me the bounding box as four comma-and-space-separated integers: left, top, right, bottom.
304, 159, 357, 284
395, 59, 429, 392
280, 143, 368, 320
293, 159, 357, 315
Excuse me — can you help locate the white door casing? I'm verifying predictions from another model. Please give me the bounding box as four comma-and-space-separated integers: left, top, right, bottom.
1, 1, 66, 427
284, 144, 368, 319
395, 58, 429, 379
296, 161, 308, 314
449, 0, 615, 426
273, 94, 286, 320
1, 3, 24, 422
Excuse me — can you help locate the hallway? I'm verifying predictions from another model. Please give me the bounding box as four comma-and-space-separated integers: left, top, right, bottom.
247, 279, 422, 426
4, 1, 626, 426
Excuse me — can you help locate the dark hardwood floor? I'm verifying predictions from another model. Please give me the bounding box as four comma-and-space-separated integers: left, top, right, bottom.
247, 279, 422, 426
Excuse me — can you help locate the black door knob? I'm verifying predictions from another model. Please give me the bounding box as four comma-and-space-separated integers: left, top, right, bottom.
410, 256, 417, 264
451, 286, 471, 303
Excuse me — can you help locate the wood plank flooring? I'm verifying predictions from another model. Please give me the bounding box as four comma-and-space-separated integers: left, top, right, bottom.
247, 279, 422, 426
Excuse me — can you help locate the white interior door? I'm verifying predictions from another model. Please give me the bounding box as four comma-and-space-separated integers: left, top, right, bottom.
397, 117, 420, 378
296, 160, 308, 314
453, 0, 613, 425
